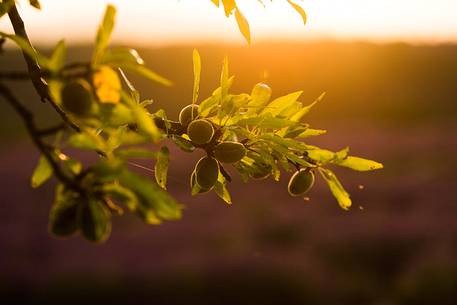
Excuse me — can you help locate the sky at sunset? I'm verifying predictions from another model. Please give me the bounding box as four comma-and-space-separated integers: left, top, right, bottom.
1, 0, 457, 45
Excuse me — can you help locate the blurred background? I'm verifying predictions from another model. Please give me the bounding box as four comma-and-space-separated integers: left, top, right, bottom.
1, 1, 457, 304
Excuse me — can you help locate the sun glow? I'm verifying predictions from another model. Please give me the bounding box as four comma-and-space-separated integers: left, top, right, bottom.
1, 0, 457, 45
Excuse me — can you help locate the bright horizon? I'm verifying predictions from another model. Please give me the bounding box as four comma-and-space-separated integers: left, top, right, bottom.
1, 0, 457, 46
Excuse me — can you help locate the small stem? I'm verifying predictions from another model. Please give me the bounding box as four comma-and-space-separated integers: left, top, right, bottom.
37, 123, 66, 137
7, 4, 81, 133
8, 5, 50, 103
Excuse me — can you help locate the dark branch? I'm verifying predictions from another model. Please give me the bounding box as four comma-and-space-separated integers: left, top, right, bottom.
7, 4, 81, 133
7, 5, 50, 103
0, 82, 83, 193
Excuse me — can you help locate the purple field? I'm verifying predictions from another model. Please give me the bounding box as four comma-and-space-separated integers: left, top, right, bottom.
1, 43, 456, 304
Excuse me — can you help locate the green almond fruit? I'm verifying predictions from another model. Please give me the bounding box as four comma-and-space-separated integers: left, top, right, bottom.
214, 141, 247, 164
187, 119, 214, 145
190, 171, 211, 194
288, 169, 315, 197
179, 104, 199, 126
195, 156, 219, 190
250, 82, 272, 107
61, 79, 93, 117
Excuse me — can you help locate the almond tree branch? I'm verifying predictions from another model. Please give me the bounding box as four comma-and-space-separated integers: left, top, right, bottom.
0, 82, 83, 193
7, 4, 81, 133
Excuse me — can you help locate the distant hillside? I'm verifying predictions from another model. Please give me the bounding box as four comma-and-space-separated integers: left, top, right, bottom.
1, 42, 457, 140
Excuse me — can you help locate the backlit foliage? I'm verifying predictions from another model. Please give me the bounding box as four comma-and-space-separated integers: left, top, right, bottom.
0, 1, 382, 243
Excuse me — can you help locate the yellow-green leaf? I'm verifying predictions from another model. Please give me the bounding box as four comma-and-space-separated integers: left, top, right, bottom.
235, 8, 250, 44
290, 92, 325, 122
336, 156, 384, 172
287, 0, 307, 26
31, 155, 53, 188
192, 49, 201, 104
154, 146, 169, 190
93, 4, 116, 64
319, 168, 352, 210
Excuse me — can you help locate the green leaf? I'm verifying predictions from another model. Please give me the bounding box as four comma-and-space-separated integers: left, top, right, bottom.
31, 155, 53, 188
0, 32, 50, 67
131, 104, 162, 142
100, 47, 144, 66
91, 158, 124, 182
290, 92, 325, 122
319, 168, 352, 210
171, 135, 195, 153
220, 56, 230, 99
154, 146, 169, 190
214, 174, 232, 204
49, 185, 80, 237
118, 63, 172, 86
261, 91, 303, 117
287, 0, 307, 26
336, 156, 384, 172
78, 199, 112, 243
192, 49, 201, 104
295, 128, 327, 138
119, 170, 182, 221
28, 0, 41, 10
235, 8, 250, 44
236, 114, 298, 129
48, 39, 66, 71
67, 130, 106, 152
221, 0, 236, 16
93, 4, 116, 64
102, 183, 139, 211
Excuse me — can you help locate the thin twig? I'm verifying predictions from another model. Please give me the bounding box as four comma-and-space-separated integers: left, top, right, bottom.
0, 82, 83, 193
7, 5, 50, 103
7, 4, 81, 133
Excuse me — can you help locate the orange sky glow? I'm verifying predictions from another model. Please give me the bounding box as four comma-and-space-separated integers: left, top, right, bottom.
1, 0, 457, 46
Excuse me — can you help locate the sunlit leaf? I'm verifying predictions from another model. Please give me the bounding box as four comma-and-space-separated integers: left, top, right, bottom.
155, 146, 169, 190
131, 104, 161, 142
214, 173, 232, 204
31, 155, 53, 188
319, 168, 352, 210
67, 130, 106, 152
220, 56, 230, 98
119, 170, 182, 221
221, 0, 236, 16
192, 49, 201, 104
235, 8, 250, 44
171, 135, 195, 153
93, 4, 116, 64
290, 92, 325, 122
336, 156, 384, 172
119, 63, 172, 86
102, 183, 139, 211
261, 91, 303, 116
287, 0, 307, 26
100, 47, 144, 66
0, 32, 50, 67
48, 40, 66, 71
28, 0, 41, 10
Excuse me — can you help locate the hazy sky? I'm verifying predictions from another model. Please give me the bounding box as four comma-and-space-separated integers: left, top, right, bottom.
1, 0, 457, 45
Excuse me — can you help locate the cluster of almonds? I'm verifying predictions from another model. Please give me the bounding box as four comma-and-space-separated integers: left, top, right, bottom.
178, 103, 315, 197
